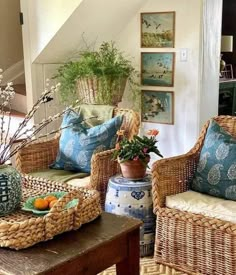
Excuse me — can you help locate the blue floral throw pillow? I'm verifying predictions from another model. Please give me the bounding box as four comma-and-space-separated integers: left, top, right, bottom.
191, 119, 236, 200
51, 110, 123, 173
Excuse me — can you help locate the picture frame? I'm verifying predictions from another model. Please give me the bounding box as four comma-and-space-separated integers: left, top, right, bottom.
141, 11, 175, 48
141, 52, 175, 87
141, 90, 174, 124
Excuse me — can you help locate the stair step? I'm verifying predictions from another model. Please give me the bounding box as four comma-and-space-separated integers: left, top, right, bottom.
13, 84, 26, 96
3, 109, 26, 118
0, 84, 26, 96
11, 109, 26, 117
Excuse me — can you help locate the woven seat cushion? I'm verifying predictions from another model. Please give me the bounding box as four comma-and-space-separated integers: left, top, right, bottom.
166, 190, 236, 223
50, 109, 123, 173
29, 168, 90, 185
191, 119, 236, 200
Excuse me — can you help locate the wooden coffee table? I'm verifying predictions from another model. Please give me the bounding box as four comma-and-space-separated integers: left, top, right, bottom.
0, 212, 142, 275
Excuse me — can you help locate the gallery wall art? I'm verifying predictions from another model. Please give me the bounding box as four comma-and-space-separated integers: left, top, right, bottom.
141, 52, 175, 87
141, 12, 175, 48
141, 90, 174, 124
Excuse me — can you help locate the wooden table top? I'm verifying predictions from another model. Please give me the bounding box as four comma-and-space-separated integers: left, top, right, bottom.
0, 212, 142, 275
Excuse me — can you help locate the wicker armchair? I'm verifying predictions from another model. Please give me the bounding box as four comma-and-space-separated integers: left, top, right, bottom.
15, 108, 140, 208
152, 115, 236, 275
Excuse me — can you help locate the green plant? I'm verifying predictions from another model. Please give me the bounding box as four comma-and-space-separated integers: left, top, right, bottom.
113, 129, 163, 166
54, 41, 140, 107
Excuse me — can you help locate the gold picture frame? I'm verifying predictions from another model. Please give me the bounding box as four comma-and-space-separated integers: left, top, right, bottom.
141, 52, 175, 87
141, 90, 174, 124
141, 11, 175, 48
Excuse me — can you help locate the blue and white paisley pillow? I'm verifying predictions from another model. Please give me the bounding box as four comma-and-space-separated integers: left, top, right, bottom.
51, 110, 123, 173
191, 119, 236, 201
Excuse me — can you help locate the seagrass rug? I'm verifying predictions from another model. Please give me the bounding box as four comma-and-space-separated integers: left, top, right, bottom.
99, 257, 188, 275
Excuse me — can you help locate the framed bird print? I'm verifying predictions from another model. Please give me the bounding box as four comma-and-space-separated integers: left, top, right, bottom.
141, 90, 174, 124
141, 12, 175, 48
141, 52, 175, 87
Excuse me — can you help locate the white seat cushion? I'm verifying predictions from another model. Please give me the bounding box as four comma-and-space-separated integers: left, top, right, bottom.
166, 190, 236, 223
67, 176, 91, 188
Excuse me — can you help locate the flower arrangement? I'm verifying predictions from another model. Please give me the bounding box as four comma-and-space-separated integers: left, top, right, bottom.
0, 69, 88, 165
113, 129, 163, 166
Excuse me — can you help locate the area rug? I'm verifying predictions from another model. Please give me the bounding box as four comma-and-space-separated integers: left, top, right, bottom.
99, 257, 188, 275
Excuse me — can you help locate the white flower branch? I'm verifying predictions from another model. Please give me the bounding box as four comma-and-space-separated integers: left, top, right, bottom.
7, 115, 98, 161
0, 69, 87, 164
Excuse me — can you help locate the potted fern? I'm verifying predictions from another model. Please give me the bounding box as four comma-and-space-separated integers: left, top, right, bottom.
54, 41, 139, 106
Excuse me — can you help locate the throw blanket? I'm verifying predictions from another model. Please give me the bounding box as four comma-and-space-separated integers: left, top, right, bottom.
76, 104, 115, 127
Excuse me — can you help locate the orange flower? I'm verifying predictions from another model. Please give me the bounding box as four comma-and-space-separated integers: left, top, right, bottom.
117, 129, 125, 136
115, 143, 121, 150
147, 129, 159, 136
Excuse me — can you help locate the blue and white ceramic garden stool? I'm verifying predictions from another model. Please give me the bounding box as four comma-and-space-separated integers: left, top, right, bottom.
105, 174, 155, 257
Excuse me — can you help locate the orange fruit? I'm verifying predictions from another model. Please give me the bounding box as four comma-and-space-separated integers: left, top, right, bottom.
49, 199, 58, 209
44, 195, 58, 203
34, 198, 49, 210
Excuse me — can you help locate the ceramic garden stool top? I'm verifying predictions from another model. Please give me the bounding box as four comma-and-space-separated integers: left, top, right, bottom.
105, 174, 155, 257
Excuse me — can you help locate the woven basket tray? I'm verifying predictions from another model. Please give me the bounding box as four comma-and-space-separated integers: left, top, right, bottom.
0, 174, 102, 250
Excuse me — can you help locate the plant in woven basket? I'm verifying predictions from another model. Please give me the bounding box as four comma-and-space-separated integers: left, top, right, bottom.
54, 41, 140, 107
113, 129, 163, 179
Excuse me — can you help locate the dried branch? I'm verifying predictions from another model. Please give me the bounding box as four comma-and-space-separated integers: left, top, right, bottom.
0, 69, 87, 164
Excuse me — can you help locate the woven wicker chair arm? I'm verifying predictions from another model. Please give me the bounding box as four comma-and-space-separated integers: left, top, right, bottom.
90, 149, 119, 208
151, 118, 213, 211
158, 207, 236, 235
15, 137, 59, 174
90, 148, 119, 189
151, 150, 200, 211
115, 108, 140, 140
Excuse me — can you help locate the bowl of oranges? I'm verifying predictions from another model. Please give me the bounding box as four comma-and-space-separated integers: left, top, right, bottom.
22, 192, 79, 215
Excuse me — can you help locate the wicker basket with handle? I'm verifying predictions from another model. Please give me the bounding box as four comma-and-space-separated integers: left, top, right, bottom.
0, 174, 102, 250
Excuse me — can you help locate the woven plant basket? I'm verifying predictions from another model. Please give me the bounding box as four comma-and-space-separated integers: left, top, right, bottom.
77, 76, 127, 105
0, 174, 102, 250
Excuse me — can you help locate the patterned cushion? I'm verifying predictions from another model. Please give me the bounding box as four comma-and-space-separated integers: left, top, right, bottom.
51, 110, 123, 173
191, 119, 236, 200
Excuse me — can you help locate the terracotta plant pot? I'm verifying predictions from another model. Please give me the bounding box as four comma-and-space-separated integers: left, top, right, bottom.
119, 158, 149, 180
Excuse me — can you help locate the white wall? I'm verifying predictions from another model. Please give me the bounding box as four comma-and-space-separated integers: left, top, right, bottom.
20, 0, 82, 113
0, 0, 23, 70
32, 63, 64, 134
21, 0, 221, 161
26, 0, 83, 62
199, 0, 222, 128
118, 0, 202, 160
31, 0, 144, 63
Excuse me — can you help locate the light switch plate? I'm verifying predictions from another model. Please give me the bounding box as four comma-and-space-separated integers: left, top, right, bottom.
180, 48, 188, 62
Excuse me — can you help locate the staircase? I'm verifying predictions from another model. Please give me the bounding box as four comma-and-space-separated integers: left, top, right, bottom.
11, 83, 27, 116
1, 83, 27, 117
1, 61, 27, 116
13, 84, 26, 96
